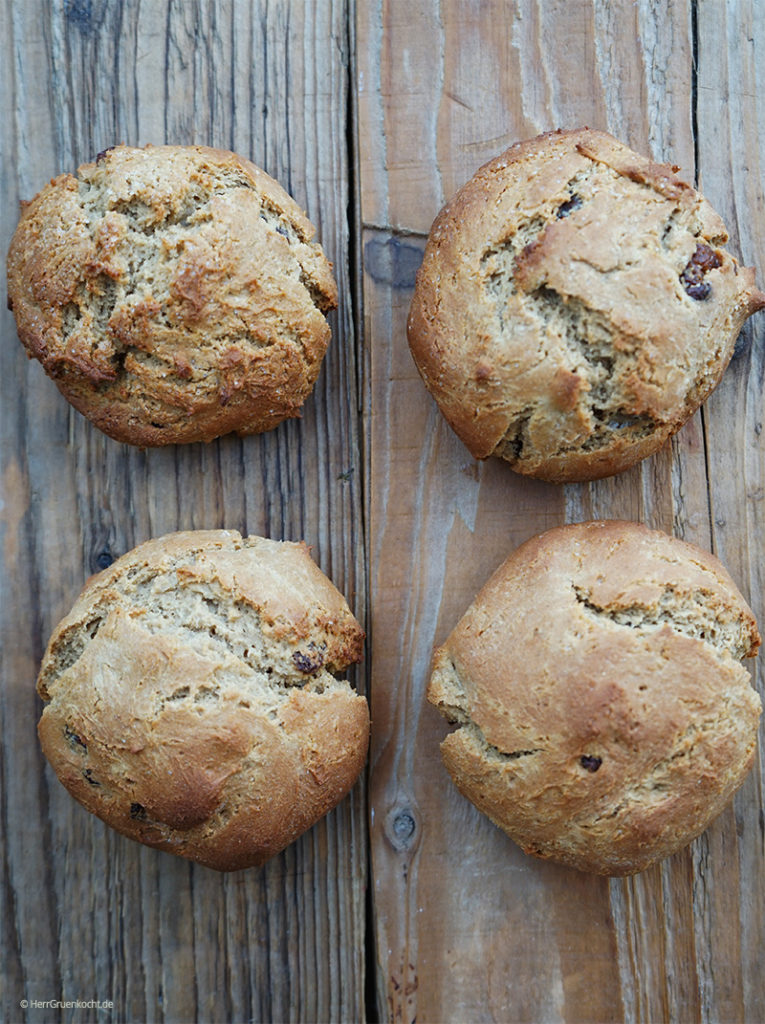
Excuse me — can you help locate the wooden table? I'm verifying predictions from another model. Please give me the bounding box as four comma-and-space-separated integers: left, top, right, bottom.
2, 1, 763, 1021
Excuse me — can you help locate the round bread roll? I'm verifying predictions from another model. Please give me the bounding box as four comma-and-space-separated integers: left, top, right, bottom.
408, 128, 765, 482
7, 145, 338, 446
428, 520, 762, 875
36, 531, 368, 871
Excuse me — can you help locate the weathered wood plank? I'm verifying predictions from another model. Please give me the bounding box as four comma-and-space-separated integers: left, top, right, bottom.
358, 0, 763, 1020
4, 0, 765, 1020
693, 4, 765, 1021
0, 2, 365, 1022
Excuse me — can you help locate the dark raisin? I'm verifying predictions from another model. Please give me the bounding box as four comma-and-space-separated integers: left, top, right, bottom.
95, 146, 115, 164
691, 243, 722, 273
130, 802, 147, 820
275, 223, 289, 238
684, 280, 712, 301
580, 754, 602, 772
82, 768, 100, 786
680, 243, 722, 300
556, 193, 583, 218
64, 724, 87, 752
292, 648, 324, 674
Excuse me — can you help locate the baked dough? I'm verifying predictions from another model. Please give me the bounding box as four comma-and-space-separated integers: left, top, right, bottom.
7, 145, 337, 445
408, 128, 765, 481
37, 531, 368, 871
428, 520, 761, 874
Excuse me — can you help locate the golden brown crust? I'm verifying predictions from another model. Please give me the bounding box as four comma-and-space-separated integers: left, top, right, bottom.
408, 128, 765, 482
36, 530, 368, 871
428, 520, 762, 875
7, 145, 338, 446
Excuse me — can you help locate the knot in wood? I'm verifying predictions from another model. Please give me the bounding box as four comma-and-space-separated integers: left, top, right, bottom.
387, 808, 417, 851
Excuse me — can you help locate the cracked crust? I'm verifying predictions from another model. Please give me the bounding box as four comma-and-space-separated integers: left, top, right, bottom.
7, 145, 338, 446
36, 530, 368, 871
407, 128, 765, 482
427, 520, 762, 875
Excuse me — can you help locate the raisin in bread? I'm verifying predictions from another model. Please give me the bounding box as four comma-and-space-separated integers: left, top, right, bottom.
37, 531, 368, 871
7, 145, 337, 445
408, 128, 765, 481
428, 520, 761, 874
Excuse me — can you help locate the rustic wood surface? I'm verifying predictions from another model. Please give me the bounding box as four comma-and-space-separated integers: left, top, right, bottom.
1, 1, 764, 1022
360, 1, 765, 1023
1, 2, 366, 1023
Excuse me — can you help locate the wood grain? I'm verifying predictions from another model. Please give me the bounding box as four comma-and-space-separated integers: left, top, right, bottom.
4, 0, 765, 1021
1, 2, 365, 1022
359, 0, 765, 1021
691, 5, 765, 1021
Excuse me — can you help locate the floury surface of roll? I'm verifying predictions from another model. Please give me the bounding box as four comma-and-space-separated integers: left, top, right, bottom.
408, 128, 765, 481
36, 531, 369, 871
428, 520, 761, 875
7, 145, 338, 446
